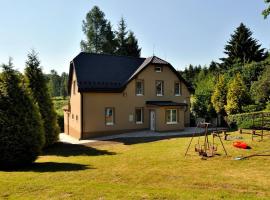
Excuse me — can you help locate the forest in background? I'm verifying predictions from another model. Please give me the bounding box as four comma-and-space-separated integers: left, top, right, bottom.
180, 23, 270, 127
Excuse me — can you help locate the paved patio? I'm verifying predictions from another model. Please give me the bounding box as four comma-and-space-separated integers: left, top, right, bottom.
59, 127, 222, 145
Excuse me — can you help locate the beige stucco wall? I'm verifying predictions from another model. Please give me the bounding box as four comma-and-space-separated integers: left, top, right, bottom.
155, 107, 185, 132
81, 64, 190, 138
64, 70, 81, 139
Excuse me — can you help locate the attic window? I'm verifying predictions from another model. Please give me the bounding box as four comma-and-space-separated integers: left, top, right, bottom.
73, 81, 76, 95
155, 66, 162, 72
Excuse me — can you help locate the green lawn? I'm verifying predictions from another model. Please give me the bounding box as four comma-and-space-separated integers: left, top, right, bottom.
0, 131, 270, 199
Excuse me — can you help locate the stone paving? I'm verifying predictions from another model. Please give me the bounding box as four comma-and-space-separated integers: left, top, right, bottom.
59, 127, 223, 145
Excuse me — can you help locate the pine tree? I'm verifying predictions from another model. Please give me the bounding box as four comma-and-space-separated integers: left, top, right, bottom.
60, 72, 68, 99
211, 75, 227, 115
115, 17, 128, 56
0, 59, 45, 167
81, 6, 116, 53
102, 22, 117, 54
126, 31, 141, 57
24, 50, 60, 147
221, 23, 267, 67
225, 73, 248, 115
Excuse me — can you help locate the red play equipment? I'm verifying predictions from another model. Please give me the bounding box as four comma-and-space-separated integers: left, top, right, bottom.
233, 141, 248, 149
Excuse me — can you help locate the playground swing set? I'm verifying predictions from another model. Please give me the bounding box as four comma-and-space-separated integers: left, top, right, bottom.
184, 122, 228, 158
185, 112, 270, 160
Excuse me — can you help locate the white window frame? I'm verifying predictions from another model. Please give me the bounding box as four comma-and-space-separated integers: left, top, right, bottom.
135, 108, 143, 124
155, 66, 162, 72
156, 80, 164, 96
105, 107, 114, 126
135, 80, 144, 96
174, 82, 181, 96
166, 109, 178, 124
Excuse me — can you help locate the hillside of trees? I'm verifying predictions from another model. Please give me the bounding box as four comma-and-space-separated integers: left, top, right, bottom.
180, 23, 270, 125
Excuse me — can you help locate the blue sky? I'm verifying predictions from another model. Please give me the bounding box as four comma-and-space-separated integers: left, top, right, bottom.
0, 0, 269, 74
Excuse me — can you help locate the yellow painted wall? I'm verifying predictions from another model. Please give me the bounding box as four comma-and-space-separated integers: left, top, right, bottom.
64, 69, 81, 138
81, 64, 190, 138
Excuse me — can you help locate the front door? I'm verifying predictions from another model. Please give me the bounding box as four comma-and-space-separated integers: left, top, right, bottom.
150, 110, 156, 131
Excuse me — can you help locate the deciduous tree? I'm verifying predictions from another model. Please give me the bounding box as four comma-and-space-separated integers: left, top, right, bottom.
225, 73, 248, 115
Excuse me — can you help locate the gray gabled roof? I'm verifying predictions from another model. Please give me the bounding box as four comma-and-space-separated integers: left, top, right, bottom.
68, 52, 192, 93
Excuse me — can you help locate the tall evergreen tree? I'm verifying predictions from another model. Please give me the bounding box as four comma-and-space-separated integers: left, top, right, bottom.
115, 17, 128, 56
221, 23, 267, 67
60, 72, 68, 99
81, 6, 116, 53
48, 70, 61, 97
126, 31, 141, 57
225, 73, 248, 115
102, 22, 117, 54
0, 59, 45, 167
24, 50, 60, 147
211, 75, 227, 115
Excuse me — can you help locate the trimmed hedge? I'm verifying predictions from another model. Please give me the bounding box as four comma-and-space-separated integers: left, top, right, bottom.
227, 111, 270, 129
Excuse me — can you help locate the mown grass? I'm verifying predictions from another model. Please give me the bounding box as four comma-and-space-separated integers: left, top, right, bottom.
0, 131, 270, 199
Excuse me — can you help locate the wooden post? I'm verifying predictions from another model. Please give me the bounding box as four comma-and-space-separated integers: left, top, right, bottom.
252, 130, 255, 141
239, 128, 242, 134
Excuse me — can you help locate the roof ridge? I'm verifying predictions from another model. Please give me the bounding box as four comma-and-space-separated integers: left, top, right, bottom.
80, 52, 146, 60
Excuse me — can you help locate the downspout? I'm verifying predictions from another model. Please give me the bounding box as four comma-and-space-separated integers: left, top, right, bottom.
80, 93, 84, 140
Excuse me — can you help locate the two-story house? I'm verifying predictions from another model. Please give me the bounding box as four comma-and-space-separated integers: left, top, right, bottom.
64, 52, 192, 139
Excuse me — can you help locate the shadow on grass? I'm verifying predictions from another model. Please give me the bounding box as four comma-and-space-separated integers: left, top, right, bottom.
43, 142, 116, 157
107, 135, 187, 145
1, 162, 92, 172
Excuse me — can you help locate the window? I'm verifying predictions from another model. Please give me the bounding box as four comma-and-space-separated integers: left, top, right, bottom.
72, 114, 74, 119
105, 108, 114, 125
155, 66, 162, 72
136, 80, 144, 96
174, 82, 181, 96
166, 109, 177, 124
156, 80, 164, 96
135, 108, 143, 124
73, 80, 76, 95
76, 115, 78, 121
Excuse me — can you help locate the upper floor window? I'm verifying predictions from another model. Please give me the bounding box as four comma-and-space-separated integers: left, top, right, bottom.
174, 82, 181, 96
156, 80, 164, 96
166, 109, 177, 124
73, 80, 76, 95
155, 66, 162, 72
105, 107, 114, 126
135, 108, 143, 124
136, 80, 144, 96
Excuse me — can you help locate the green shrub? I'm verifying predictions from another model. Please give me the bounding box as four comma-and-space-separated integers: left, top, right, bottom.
242, 104, 265, 113
228, 111, 270, 129
0, 63, 45, 168
57, 113, 64, 132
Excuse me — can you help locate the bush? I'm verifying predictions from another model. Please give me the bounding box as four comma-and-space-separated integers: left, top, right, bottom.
242, 104, 265, 113
57, 113, 64, 132
228, 111, 270, 129
0, 64, 45, 168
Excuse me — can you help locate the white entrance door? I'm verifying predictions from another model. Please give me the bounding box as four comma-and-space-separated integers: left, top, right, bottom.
150, 110, 156, 131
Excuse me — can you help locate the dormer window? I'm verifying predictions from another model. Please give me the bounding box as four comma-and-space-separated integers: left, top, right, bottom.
174, 82, 181, 96
136, 80, 144, 96
155, 66, 162, 72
